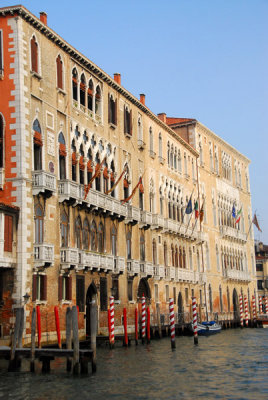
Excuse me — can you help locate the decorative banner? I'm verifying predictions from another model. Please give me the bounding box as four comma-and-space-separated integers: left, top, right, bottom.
84, 157, 106, 200
105, 165, 127, 195
120, 174, 144, 204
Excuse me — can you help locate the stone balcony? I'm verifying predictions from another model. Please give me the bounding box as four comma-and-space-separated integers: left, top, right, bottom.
153, 264, 165, 280
220, 226, 247, 243
60, 248, 79, 269
225, 268, 251, 282
58, 180, 83, 203
139, 261, 153, 278
175, 268, 195, 283
34, 243, 54, 268
113, 256, 125, 274
125, 205, 140, 225
139, 210, 152, 229
164, 266, 176, 281
32, 171, 56, 197
195, 271, 207, 284
127, 259, 140, 276
151, 214, 165, 230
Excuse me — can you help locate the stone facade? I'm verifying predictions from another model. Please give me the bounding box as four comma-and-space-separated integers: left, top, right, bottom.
0, 5, 256, 345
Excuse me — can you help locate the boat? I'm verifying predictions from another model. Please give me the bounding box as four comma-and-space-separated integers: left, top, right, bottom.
257, 314, 268, 328
192, 321, 222, 335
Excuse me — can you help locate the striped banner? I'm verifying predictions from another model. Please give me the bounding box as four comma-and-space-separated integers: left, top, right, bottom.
265, 297, 268, 315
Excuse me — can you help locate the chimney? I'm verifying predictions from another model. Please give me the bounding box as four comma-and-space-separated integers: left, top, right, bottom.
40, 12, 47, 25
140, 94, 145, 105
157, 113, 166, 123
114, 73, 121, 85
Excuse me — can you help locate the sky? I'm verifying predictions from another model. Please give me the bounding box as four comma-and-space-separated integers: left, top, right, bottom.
3, 0, 268, 242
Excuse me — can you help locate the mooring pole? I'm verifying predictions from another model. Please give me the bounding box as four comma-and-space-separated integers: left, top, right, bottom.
54, 306, 61, 348
36, 305, 41, 348
109, 296, 115, 349
30, 308, 36, 372
169, 298, 176, 349
146, 307, 151, 344
8, 307, 22, 371
135, 308, 138, 345
192, 297, 198, 345
90, 300, 97, 373
66, 307, 72, 371
141, 296, 146, 344
72, 305, 79, 375
239, 294, 244, 328
123, 308, 128, 347
244, 295, 248, 327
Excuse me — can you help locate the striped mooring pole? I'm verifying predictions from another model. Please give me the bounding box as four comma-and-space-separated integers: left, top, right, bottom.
109, 296, 115, 348
192, 297, 198, 345
141, 295, 146, 344
244, 295, 248, 327
169, 298, 176, 349
259, 296, 263, 315
239, 294, 243, 328
252, 295, 256, 321
265, 297, 268, 315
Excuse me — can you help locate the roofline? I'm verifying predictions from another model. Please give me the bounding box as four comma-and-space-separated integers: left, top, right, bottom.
0, 5, 198, 157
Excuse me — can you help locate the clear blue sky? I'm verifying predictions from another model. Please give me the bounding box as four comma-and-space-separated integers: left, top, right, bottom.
4, 0, 268, 242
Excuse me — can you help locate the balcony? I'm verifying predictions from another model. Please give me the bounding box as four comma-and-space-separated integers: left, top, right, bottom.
137, 139, 145, 149
86, 189, 127, 219
58, 180, 82, 203
32, 171, 56, 197
127, 259, 140, 276
151, 214, 165, 230
225, 269, 251, 282
113, 256, 125, 274
125, 205, 140, 225
60, 248, 79, 269
163, 218, 177, 234
220, 226, 247, 243
158, 156, 165, 165
175, 268, 195, 283
153, 264, 165, 280
34, 244, 54, 268
195, 271, 207, 284
140, 261, 153, 277
139, 210, 152, 229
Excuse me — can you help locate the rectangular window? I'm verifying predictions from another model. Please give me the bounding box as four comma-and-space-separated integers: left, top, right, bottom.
108, 95, 117, 125
165, 285, 169, 302
58, 276, 72, 301
76, 276, 85, 312
124, 107, 132, 135
32, 274, 47, 301
256, 263, 263, 272
257, 280, 263, 290
100, 277, 107, 311
185, 288, 188, 304
4, 214, 13, 252
128, 279, 133, 301
173, 287, 176, 304
112, 277, 119, 301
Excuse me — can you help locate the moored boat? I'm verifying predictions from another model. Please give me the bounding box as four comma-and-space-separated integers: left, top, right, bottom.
257, 314, 268, 328
191, 321, 222, 335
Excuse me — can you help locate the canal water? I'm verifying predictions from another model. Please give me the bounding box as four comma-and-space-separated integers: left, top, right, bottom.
0, 329, 267, 400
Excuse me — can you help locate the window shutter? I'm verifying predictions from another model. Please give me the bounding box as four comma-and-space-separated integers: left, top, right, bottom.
124, 107, 126, 133
57, 56, 63, 89
32, 275, 37, 301
68, 276, 72, 301
31, 37, 38, 73
41, 275, 47, 301
108, 94, 111, 123
130, 110, 132, 135
4, 215, 13, 252
114, 99, 117, 126
58, 276, 63, 301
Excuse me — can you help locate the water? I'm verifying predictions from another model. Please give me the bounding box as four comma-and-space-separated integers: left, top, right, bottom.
0, 329, 267, 400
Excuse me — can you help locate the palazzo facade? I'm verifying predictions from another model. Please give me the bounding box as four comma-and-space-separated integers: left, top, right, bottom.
0, 5, 256, 344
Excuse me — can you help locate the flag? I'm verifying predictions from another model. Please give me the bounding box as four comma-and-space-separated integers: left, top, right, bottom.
252, 213, 262, 232
232, 204, 236, 218
194, 201, 199, 219
185, 197, 193, 214
235, 207, 242, 224
105, 166, 127, 195
120, 176, 143, 204
200, 206, 204, 223
84, 157, 106, 199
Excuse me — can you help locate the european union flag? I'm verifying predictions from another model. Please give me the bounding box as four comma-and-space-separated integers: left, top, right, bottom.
232, 205, 236, 218
185, 197, 193, 214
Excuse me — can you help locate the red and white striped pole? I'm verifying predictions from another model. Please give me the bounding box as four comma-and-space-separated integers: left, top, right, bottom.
239, 294, 243, 328
265, 297, 268, 315
141, 295, 146, 344
109, 296, 115, 348
169, 298, 176, 349
244, 295, 248, 327
259, 296, 263, 315
192, 297, 198, 345
252, 295, 256, 321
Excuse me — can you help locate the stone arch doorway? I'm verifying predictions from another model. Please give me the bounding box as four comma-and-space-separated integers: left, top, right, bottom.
178, 292, 184, 323
137, 278, 151, 301
233, 288, 239, 321
86, 282, 98, 340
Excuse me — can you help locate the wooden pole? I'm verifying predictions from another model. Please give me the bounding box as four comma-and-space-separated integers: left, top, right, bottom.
54, 306, 61, 348
135, 308, 138, 345
156, 303, 162, 338
8, 307, 22, 371
72, 305, 80, 375
169, 298, 176, 349
90, 300, 97, 373
30, 308, 36, 372
192, 297, 198, 345
36, 305, 41, 348
123, 308, 128, 347
66, 307, 72, 371
18, 307, 24, 348
146, 307, 150, 344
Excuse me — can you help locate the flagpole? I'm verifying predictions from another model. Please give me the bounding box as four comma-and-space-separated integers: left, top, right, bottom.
246, 209, 256, 241
184, 208, 194, 235
179, 187, 195, 229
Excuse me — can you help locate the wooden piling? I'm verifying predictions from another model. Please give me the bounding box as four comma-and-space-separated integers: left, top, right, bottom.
54, 306, 61, 348
146, 307, 150, 344
123, 308, 128, 347
8, 307, 23, 371
36, 305, 41, 348
30, 308, 36, 372
135, 308, 138, 345
90, 301, 97, 373
66, 307, 72, 372
72, 305, 80, 375
156, 303, 162, 339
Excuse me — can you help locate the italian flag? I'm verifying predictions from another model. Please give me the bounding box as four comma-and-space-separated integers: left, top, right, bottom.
235, 208, 242, 224
194, 201, 199, 219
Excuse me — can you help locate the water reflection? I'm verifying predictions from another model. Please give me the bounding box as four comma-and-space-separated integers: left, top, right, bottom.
0, 329, 267, 400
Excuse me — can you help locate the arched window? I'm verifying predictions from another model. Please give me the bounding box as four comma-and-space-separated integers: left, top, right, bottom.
110, 160, 115, 198
167, 142, 170, 166
60, 211, 68, 248
35, 204, 44, 244
75, 217, 82, 249
183, 248, 186, 269
82, 218, 90, 249
149, 127, 154, 154
31, 36, 38, 73
138, 117, 143, 142
140, 234, 145, 261
97, 222, 104, 253
88, 79, 93, 112
79, 145, 85, 185
152, 239, 157, 265
227, 286, 230, 312
189, 248, 193, 270
0, 114, 4, 168
178, 150, 182, 172
80, 73, 86, 107
197, 250, 200, 272
33, 119, 42, 170
159, 133, 162, 158
56, 55, 63, 89
71, 139, 77, 182
126, 231, 131, 260
111, 225, 117, 256
72, 68, 78, 101
179, 247, 183, 268
164, 242, 168, 267
123, 173, 129, 200
95, 85, 102, 117
170, 145, 174, 168
90, 221, 97, 251
95, 153, 101, 191
58, 132, 66, 179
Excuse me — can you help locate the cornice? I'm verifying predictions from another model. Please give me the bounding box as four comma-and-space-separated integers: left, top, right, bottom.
0, 5, 198, 157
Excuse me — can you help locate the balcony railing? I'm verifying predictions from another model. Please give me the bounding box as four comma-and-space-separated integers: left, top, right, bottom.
34, 243, 54, 267
125, 205, 140, 224
175, 268, 195, 283
151, 214, 165, 230
153, 264, 165, 280
60, 248, 79, 269
113, 256, 125, 274
127, 259, 140, 275
58, 180, 82, 203
140, 261, 153, 277
225, 269, 251, 282
32, 171, 56, 196
220, 226, 247, 243
139, 210, 152, 228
